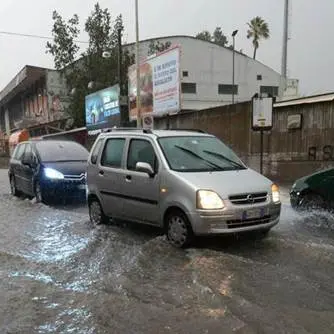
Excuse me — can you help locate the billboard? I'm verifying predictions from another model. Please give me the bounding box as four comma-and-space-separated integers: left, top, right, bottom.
128, 46, 181, 120
85, 84, 120, 130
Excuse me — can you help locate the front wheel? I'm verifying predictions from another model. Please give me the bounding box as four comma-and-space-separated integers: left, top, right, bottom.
10, 176, 20, 197
299, 193, 325, 211
89, 198, 109, 226
166, 210, 193, 248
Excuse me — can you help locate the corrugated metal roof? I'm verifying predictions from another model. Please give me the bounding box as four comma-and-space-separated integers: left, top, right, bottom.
274, 93, 334, 108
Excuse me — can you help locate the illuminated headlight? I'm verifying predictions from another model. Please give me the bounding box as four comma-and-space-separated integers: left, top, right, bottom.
271, 184, 280, 203
44, 168, 64, 180
197, 190, 224, 210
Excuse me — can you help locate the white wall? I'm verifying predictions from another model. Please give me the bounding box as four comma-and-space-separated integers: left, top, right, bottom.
125, 36, 284, 111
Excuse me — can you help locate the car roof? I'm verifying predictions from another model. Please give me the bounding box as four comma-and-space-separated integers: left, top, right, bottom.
99, 129, 213, 139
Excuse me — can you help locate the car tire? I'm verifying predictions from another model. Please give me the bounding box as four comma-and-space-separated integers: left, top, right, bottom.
166, 209, 193, 248
34, 182, 45, 204
299, 193, 325, 210
89, 198, 109, 225
10, 175, 20, 197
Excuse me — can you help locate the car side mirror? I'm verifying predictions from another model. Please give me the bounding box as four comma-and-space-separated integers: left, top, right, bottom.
136, 162, 155, 177
22, 152, 34, 167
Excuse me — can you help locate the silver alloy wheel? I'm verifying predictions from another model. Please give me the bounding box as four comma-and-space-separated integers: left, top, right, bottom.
90, 201, 102, 225
167, 214, 189, 247
35, 183, 42, 203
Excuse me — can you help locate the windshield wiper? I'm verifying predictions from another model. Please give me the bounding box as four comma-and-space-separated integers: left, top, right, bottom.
174, 145, 225, 171
203, 150, 246, 169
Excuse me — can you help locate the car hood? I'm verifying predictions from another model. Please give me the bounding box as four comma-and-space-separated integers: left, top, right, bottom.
42, 161, 87, 177
172, 168, 273, 198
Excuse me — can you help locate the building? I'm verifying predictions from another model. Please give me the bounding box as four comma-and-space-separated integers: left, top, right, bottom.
125, 35, 293, 110
0, 35, 297, 133
0, 65, 69, 135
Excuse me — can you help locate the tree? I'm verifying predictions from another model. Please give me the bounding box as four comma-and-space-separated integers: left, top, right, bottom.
148, 40, 171, 56
247, 16, 270, 60
213, 27, 228, 47
46, 11, 80, 70
46, 3, 135, 127
195, 30, 212, 42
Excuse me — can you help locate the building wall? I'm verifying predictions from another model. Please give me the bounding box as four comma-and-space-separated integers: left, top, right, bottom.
154, 100, 334, 183
125, 36, 284, 110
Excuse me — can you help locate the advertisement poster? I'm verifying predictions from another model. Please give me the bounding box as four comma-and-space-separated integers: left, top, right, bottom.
252, 96, 273, 130
85, 84, 120, 130
128, 46, 181, 120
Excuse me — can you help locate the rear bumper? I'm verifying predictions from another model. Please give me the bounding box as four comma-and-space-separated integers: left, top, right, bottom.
188, 202, 281, 235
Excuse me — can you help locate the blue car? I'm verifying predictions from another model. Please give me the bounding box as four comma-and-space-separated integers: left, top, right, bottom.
9, 140, 89, 204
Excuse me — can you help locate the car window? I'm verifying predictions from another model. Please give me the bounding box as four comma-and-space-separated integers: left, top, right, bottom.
14, 144, 26, 161
91, 139, 103, 165
127, 139, 158, 171
101, 138, 125, 168
23, 144, 31, 157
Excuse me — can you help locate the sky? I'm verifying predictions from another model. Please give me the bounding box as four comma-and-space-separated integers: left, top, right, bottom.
0, 0, 333, 96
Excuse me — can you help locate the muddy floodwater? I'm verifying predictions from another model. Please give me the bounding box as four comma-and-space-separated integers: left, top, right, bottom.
0, 169, 334, 333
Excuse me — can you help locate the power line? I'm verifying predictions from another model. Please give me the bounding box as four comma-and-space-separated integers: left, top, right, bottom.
0, 30, 89, 44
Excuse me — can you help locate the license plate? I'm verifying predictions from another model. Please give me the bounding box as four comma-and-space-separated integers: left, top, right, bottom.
242, 208, 266, 220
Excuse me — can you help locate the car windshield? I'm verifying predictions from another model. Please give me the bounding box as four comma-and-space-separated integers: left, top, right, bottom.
36, 141, 89, 162
158, 136, 246, 172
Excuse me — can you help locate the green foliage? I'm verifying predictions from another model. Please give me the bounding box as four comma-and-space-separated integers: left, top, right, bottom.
46, 11, 80, 70
195, 27, 228, 47
247, 16, 270, 59
46, 3, 134, 127
148, 40, 172, 56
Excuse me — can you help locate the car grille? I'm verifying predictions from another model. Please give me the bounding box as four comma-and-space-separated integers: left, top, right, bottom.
229, 192, 268, 205
226, 216, 271, 229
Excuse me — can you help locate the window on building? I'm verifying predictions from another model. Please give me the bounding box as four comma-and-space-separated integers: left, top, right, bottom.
182, 71, 189, 77
218, 84, 238, 95
257, 74, 262, 81
182, 82, 197, 94
101, 138, 125, 168
260, 85, 279, 96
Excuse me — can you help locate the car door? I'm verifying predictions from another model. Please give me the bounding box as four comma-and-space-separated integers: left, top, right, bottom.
121, 138, 161, 225
97, 137, 126, 218
20, 143, 36, 196
13, 143, 27, 192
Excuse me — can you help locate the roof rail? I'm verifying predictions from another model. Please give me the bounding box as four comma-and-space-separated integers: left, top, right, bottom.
102, 127, 140, 133
167, 128, 206, 133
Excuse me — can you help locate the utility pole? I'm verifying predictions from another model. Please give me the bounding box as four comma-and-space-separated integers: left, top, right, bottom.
135, 0, 141, 128
281, 0, 289, 81
117, 26, 127, 126
232, 30, 238, 104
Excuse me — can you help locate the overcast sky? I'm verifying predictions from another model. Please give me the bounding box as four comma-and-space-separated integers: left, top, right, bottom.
0, 0, 333, 96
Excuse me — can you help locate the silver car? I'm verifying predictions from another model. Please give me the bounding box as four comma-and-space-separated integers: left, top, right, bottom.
86, 129, 281, 247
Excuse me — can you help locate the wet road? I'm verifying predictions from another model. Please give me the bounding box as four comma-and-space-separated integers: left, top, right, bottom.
0, 169, 334, 333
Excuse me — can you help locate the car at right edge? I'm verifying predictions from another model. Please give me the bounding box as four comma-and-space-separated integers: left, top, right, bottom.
290, 168, 334, 211
86, 129, 281, 248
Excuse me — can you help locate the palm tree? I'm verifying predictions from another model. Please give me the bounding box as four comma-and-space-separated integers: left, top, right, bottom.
247, 16, 270, 60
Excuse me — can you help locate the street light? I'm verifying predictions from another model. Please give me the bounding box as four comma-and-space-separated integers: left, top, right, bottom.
232, 29, 238, 104
135, 0, 141, 128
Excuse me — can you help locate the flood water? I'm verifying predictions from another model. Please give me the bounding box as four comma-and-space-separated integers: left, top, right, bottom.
1, 170, 334, 333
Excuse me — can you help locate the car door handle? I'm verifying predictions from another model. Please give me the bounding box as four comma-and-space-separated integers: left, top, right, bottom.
99, 170, 104, 176
125, 175, 132, 182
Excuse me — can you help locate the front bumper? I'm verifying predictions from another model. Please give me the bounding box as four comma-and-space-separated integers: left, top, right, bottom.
41, 179, 87, 200
188, 202, 281, 235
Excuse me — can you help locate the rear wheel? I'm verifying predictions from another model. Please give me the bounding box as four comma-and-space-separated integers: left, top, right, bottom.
166, 210, 193, 248
89, 198, 109, 225
10, 176, 20, 197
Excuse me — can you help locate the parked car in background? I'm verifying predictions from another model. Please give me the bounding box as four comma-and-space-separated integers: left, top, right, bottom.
9, 140, 89, 204
290, 168, 334, 210
86, 129, 281, 248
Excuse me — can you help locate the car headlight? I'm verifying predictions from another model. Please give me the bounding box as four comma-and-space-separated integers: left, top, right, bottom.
44, 168, 64, 180
197, 190, 224, 210
271, 184, 280, 203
